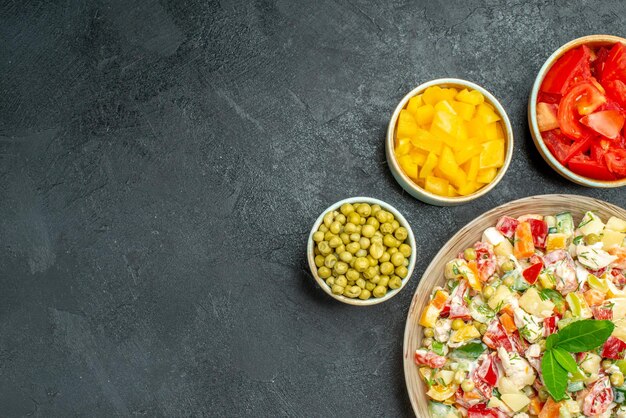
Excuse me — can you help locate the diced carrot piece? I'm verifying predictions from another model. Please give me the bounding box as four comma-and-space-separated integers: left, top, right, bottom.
501, 305, 515, 318
514, 221, 535, 259
539, 398, 562, 418
529, 397, 544, 416
466, 261, 483, 291
499, 312, 517, 334
583, 288, 605, 307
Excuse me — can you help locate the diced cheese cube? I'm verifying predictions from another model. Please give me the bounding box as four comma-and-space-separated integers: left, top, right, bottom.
501, 394, 531, 412
602, 229, 626, 249
578, 211, 605, 236
606, 216, 626, 233
483, 227, 506, 246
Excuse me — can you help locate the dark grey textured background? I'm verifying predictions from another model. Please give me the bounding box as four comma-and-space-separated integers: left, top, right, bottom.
0, 0, 624, 416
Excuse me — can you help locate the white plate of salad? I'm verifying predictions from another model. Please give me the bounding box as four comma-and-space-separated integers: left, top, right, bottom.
403, 194, 626, 418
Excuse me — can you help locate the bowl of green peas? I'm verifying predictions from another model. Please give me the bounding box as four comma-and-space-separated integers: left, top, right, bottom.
307, 197, 417, 306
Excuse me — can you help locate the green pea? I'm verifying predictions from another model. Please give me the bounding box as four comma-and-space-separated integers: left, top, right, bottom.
355, 249, 368, 258
328, 236, 342, 248
314, 255, 325, 267
359, 217, 366, 225
340, 203, 354, 216
358, 289, 371, 300
389, 276, 402, 289
371, 204, 382, 216
464, 247, 477, 261
354, 257, 369, 272
367, 255, 378, 267
361, 224, 376, 238
380, 252, 391, 262
335, 214, 346, 225
348, 212, 361, 225
503, 275, 514, 287
391, 252, 405, 267
359, 237, 370, 250
375, 210, 389, 223
324, 254, 337, 268
356, 203, 371, 217
461, 380, 475, 392
349, 285, 362, 297
363, 266, 378, 280
379, 275, 389, 287
383, 234, 400, 248
313, 231, 324, 242
331, 284, 344, 295
339, 251, 353, 263
395, 265, 408, 278
346, 242, 360, 254
349, 233, 360, 242
370, 235, 383, 245
394, 227, 408, 241
333, 261, 348, 275
373, 285, 387, 298
318, 266, 331, 279
478, 323, 487, 335
483, 286, 495, 300
586, 233, 601, 245
324, 231, 335, 241
452, 319, 465, 330
325, 277, 335, 287
399, 243, 412, 257
391, 220, 400, 231
314, 247, 320, 256
369, 275, 381, 285
335, 276, 348, 287
318, 224, 328, 233
370, 243, 384, 259
380, 222, 394, 234
356, 278, 366, 289
403, 258, 409, 267
366, 217, 380, 229
422, 337, 433, 347
335, 244, 345, 255
344, 223, 357, 234
339, 233, 351, 245
365, 282, 376, 291
329, 221, 342, 235
424, 328, 434, 338
611, 372, 624, 387
502, 260, 515, 272
346, 269, 359, 281
388, 247, 398, 255
380, 261, 394, 276
318, 241, 332, 255
347, 280, 355, 287
323, 212, 334, 228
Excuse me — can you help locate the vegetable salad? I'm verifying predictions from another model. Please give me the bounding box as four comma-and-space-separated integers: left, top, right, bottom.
416, 211, 626, 417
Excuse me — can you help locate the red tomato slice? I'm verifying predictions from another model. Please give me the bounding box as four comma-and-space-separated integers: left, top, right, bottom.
605, 148, 626, 177
580, 110, 625, 139
568, 154, 617, 180
594, 47, 610, 77
563, 136, 592, 164
542, 129, 571, 164
601, 42, 626, 83
537, 91, 562, 104
604, 79, 626, 108
558, 82, 606, 139
542, 46, 591, 94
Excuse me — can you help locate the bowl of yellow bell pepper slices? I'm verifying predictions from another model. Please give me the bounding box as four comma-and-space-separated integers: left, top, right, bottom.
386, 78, 514, 206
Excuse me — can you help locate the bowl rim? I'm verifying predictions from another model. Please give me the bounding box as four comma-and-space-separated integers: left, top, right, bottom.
528, 34, 626, 188
402, 193, 626, 415
307, 196, 417, 306
386, 78, 515, 205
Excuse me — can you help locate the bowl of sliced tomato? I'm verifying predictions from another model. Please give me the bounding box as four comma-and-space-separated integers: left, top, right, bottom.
529, 34, 626, 187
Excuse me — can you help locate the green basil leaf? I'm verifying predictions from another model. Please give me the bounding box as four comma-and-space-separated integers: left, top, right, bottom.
546, 334, 559, 350
542, 349, 568, 401
552, 347, 578, 374
450, 342, 486, 360
555, 319, 615, 352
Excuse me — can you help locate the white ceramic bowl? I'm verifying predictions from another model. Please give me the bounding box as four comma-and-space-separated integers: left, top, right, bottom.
528, 34, 626, 188
386, 78, 514, 206
307, 197, 416, 306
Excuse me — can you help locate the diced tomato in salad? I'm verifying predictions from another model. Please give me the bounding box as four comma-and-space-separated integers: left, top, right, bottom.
537, 42, 626, 180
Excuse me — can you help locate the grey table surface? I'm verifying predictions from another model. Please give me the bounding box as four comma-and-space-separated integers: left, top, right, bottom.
1, 0, 625, 417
